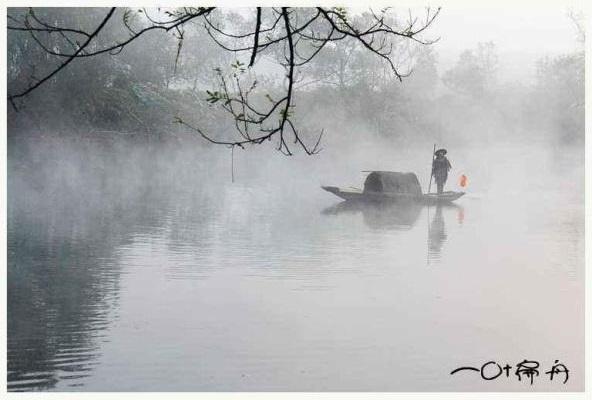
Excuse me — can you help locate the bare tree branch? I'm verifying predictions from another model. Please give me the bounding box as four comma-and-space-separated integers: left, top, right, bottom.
8, 8, 117, 102
8, 6, 439, 155
249, 8, 262, 67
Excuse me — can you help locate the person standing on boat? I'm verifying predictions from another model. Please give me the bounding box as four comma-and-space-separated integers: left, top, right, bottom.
432, 148, 452, 194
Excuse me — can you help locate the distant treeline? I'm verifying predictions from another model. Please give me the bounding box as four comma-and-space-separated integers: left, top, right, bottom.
7, 8, 584, 148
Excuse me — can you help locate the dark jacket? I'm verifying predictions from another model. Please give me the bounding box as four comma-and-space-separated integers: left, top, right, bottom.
432, 156, 452, 183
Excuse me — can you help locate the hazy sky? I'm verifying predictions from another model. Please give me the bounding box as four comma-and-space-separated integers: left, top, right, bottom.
307, 0, 583, 81
4, 0, 585, 82
410, 0, 584, 80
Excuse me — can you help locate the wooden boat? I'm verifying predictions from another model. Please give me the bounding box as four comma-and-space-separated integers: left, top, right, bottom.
322, 171, 465, 204
321, 186, 464, 203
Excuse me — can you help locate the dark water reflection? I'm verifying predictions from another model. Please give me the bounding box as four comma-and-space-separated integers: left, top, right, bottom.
7, 137, 181, 390
427, 204, 457, 262
7, 137, 584, 391
323, 201, 461, 264
322, 200, 423, 230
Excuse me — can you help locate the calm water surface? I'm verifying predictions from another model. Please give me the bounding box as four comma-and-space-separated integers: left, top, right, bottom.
7, 137, 584, 391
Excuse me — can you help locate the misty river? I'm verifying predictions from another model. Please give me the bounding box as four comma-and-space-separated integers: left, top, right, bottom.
7, 134, 584, 391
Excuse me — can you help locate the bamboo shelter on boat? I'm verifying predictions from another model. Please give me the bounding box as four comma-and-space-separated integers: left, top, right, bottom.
363, 171, 422, 195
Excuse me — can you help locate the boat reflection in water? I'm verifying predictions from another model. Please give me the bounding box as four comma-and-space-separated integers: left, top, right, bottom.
322, 200, 463, 263
322, 200, 422, 231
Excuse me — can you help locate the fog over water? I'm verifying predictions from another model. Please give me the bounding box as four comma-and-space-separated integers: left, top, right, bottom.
7, 136, 584, 391
6, 4, 585, 392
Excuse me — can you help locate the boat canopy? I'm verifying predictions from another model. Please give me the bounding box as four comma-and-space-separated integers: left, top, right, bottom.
363, 171, 422, 195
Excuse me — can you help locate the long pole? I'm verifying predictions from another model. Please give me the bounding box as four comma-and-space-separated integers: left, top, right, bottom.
427, 143, 436, 194
231, 146, 235, 183
427, 203, 431, 266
